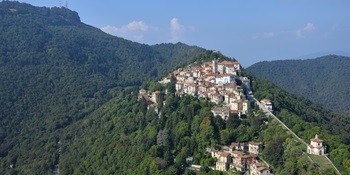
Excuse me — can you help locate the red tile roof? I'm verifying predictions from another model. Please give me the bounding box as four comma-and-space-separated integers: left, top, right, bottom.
218, 61, 239, 66
153, 90, 161, 94
311, 138, 323, 143
219, 152, 230, 157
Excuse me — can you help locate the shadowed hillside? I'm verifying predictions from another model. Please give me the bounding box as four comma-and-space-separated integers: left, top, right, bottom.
247, 55, 350, 116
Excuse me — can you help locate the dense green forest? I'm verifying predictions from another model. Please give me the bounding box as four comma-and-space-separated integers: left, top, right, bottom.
247, 55, 350, 117
0, 1, 205, 174
247, 71, 350, 174
34, 57, 350, 175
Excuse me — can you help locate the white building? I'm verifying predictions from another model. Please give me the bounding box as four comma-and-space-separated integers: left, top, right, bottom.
215, 74, 235, 85
175, 82, 183, 92
248, 142, 262, 155
212, 107, 231, 120
307, 135, 326, 155
260, 99, 273, 111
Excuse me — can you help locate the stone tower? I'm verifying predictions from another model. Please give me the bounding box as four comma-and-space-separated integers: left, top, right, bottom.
212, 58, 218, 74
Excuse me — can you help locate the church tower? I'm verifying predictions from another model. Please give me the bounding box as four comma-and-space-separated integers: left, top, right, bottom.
307, 134, 326, 155
212, 58, 218, 74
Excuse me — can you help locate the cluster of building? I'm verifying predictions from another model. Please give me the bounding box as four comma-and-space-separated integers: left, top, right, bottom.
141, 58, 329, 174
138, 89, 162, 113
207, 141, 273, 175
165, 59, 251, 118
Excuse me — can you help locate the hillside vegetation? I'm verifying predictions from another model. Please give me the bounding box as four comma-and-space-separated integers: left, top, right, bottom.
52, 55, 350, 175
247, 55, 350, 117
0, 1, 205, 174
248, 73, 350, 174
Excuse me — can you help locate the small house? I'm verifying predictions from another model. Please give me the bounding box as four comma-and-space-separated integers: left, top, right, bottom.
307, 134, 326, 155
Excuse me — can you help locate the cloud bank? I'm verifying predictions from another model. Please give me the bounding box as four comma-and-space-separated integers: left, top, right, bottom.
101, 21, 157, 42
101, 18, 194, 43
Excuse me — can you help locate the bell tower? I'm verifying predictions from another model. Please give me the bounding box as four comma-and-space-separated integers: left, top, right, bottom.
212, 58, 218, 74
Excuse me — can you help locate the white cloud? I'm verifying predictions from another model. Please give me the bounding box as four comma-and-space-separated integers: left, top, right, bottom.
296, 22, 316, 37
101, 21, 157, 42
170, 18, 185, 43
124, 21, 149, 32
101, 25, 118, 35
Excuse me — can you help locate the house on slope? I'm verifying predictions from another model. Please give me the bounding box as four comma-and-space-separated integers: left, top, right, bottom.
212, 107, 230, 120
260, 99, 273, 111
249, 161, 273, 175
216, 152, 232, 171
248, 142, 262, 155
229, 142, 246, 152
307, 134, 326, 155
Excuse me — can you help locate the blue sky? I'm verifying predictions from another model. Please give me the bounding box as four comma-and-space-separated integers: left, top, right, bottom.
17, 0, 350, 67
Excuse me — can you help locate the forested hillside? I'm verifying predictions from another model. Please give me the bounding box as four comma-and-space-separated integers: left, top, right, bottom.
247, 55, 350, 116
42, 55, 350, 175
0, 1, 205, 174
247, 71, 350, 174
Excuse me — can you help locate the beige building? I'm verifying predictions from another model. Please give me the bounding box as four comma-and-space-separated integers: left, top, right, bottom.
151, 91, 161, 104
307, 135, 326, 155
216, 152, 231, 171
248, 142, 262, 155
249, 162, 273, 175
212, 107, 230, 120
229, 142, 246, 152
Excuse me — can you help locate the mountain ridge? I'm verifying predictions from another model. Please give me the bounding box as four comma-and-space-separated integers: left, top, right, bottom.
0, 2, 207, 173
247, 54, 350, 116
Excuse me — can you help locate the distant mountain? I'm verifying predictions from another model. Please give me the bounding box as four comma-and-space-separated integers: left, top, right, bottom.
247, 55, 350, 116
294, 51, 350, 60
0, 1, 205, 174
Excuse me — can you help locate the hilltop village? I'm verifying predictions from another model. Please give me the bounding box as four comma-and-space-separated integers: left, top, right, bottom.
140, 59, 253, 118
173, 59, 250, 118
140, 59, 275, 174
139, 58, 334, 174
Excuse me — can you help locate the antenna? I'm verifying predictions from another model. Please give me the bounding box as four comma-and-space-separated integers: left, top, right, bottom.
65, 0, 68, 8
59, 0, 61, 7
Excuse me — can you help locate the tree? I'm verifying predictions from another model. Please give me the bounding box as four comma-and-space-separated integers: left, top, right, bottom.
157, 129, 170, 148
220, 129, 233, 145
262, 137, 284, 167
226, 114, 240, 130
